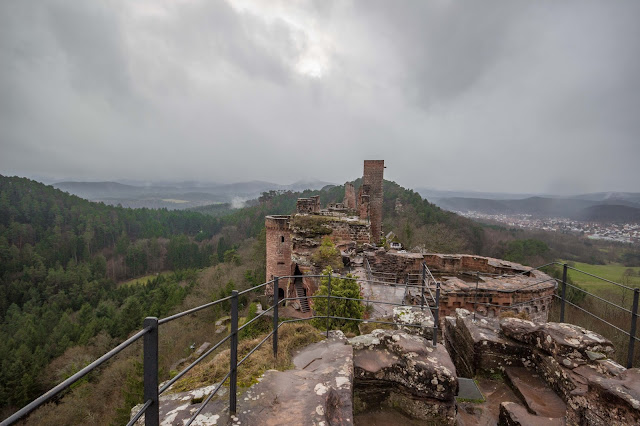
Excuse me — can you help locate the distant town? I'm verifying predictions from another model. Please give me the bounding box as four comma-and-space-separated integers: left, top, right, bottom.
457, 211, 640, 245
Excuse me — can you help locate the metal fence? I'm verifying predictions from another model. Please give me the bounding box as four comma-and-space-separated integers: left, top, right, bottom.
1, 273, 437, 426
4, 261, 638, 425
463, 261, 640, 369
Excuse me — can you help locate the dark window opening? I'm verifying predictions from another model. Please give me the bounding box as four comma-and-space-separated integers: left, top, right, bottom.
278, 288, 285, 300
281, 236, 285, 243
277, 262, 285, 265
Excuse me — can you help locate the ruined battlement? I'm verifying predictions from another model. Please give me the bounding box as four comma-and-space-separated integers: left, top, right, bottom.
365, 250, 556, 321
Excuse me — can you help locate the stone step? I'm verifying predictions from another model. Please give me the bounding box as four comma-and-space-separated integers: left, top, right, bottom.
504, 367, 566, 419
499, 401, 565, 426
294, 283, 310, 312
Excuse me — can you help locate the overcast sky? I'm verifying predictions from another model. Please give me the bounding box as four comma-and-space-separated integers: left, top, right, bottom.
1, 0, 639, 194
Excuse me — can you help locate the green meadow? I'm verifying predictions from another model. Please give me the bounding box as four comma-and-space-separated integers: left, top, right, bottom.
560, 261, 640, 300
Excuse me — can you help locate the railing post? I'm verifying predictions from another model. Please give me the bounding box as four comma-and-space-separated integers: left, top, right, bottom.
272, 277, 279, 359
627, 288, 639, 368
433, 281, 440, 346
473, 272, 479, 322
229, 290, 238, 414
421, 263, 426, 311
143, 317, 159, 426
326, 273, 332, 338
560, 263, 568, 323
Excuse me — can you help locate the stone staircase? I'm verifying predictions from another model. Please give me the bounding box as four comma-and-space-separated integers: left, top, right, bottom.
295, 281, 310, 312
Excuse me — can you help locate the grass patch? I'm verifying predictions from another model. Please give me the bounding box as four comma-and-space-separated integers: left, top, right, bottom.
169, 322, 324, 392
358, 319, 396, 335
289, 214, 334, 237
561, 261, 640, 297
119, 272, 170, 287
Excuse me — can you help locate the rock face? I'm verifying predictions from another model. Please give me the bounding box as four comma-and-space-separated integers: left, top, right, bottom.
445, 309, 640, 426
350, 329, 458, 424
443, 309, 533, 377
393, 306, 434, 340
498, 401, 565, 426
501, 318, 615, 368
132, 333, 353, 426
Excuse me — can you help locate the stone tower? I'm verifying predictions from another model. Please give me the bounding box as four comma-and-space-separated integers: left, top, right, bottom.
343, 182, 356, 209
362, 160, 384, 242
265, 215, 292, 297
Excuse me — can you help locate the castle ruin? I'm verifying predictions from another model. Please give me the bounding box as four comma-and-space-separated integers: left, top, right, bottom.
264, 160, 556, 321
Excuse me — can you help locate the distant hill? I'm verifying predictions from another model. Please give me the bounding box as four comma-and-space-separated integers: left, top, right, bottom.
434, 195, 640, 222
415, 187, 538, 201
570, 192, 640, 204
53, 179, 335, 210
575, 204, 640, 223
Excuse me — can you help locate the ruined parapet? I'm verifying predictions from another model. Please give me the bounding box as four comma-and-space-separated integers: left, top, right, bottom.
327, 202, 347, 212
362, 160, 384, 242
366, 250, 556, 321
343, 182, 356, 209
265, 215, 292, 296
296, 195, 321, 214
424, 253, 530, 275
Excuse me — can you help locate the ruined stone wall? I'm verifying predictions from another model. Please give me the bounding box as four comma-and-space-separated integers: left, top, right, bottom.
296, 196, 321, 214
423, 254, 529, 275
265, 216, 293, 290
367, 250, 555, 321
357, 186, 369, 222
438, 287, 555, 322
366, 250, 423, 282
327, 221, 371, 246
343, 182, 356, 209
362, 160, 384, 241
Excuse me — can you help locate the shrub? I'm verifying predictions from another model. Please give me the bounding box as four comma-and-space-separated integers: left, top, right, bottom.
311, 237, 342, 271
312, 267, 363, 333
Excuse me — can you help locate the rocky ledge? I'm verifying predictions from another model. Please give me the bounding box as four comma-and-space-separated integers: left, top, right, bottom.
131, 331, 353, 426
445, 309, 640, 425
349, 329, 458, 424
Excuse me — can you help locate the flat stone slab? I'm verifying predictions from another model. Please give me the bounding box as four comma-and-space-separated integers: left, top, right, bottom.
350, 329, 457, 400
131, 333, 354, 425
504, 367, 566, 418
501, 319, 614, 367
499, 402, 565, 426
573, 366, 640, 411
239, 334, 354, 425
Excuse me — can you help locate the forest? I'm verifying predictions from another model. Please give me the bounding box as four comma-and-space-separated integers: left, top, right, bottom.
2, 174, 635, 422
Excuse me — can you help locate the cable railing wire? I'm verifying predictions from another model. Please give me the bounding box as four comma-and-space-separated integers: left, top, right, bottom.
6, 261, 640, 426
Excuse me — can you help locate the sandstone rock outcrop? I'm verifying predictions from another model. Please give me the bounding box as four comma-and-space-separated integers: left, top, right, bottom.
444, 309, 640, 425
393, 306, 434, 340
444, 309, 533, 377
350, 329, 457, 424
501, 318, 615, 368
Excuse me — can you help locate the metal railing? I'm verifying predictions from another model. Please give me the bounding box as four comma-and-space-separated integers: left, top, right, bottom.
464, 261, 640, 369
419, 262, 441, 346
5, 261, 638, 425
1, 273, 437, 426
554, 262, 639, 368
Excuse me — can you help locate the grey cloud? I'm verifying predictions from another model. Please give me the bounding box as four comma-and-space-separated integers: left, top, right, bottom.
0, 0, 639, 194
